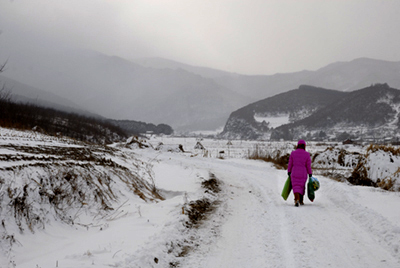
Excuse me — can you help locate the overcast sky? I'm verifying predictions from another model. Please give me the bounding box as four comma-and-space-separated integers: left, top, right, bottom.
1, 0, 400, 75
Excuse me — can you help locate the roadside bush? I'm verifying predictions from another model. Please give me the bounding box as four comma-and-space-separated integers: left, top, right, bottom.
248, 144, 289, 169
377, 177, 395, 191
347, 160, 376, 187
185, 173, 221, 228
366, 144, 400, 156
347, 145, 400, 191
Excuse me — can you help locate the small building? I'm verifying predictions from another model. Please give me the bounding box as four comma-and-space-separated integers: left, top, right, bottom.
343, 139, 354, 145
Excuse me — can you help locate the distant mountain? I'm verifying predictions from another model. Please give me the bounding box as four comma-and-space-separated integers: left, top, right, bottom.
134, 57, 238, 79
0, 74, 175, 136
109, 119, 173, 136
213, 58, 400, 101
139, 57, 400, 101
271, 83, 400, 141
0, 74, 93, 116
221, 83, 400, 141
304, 58, 400, 91
220, 85, 347, 140
2, 50, 250, 132
135, 57, 400, 124
3, 46, 400, 132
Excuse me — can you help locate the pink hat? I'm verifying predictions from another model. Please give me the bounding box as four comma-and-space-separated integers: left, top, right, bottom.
297, 139, 306, 145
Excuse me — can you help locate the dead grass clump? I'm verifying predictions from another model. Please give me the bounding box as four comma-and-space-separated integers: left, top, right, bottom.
312, 152, 320, 163
201, 173, 221, 194
186, 199, 212, 227
376, 167, 400, 191
248, 145, 289, 169
163, 174, 222, 267
376, 178, 395, 191
320, 171, 347, 182
347, 159, 376, 187
366, 144, 400, 156
337, 149, 346, 166
185, 174, 222, 228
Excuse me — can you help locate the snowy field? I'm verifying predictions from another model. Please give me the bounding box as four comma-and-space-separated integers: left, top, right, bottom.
0, 128, 399, 267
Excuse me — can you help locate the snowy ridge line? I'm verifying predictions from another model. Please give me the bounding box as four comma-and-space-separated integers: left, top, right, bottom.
118, 173, 226, 268
0, 128, 85, 147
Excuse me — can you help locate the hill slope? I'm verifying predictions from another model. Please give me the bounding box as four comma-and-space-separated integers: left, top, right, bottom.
0, 74, 91, 116
221, 83, 400, 141
272, 83, 400, 140
220, 85, 347, 140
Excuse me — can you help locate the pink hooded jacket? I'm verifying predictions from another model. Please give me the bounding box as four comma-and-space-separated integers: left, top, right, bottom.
288, 140, 312, 195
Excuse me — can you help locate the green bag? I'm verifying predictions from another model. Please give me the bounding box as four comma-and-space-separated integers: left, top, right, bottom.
307, 177, 315, 202
281, 176, 292, 201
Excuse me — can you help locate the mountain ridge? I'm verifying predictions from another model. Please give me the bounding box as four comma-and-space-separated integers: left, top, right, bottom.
221, 83, 400, 141
3, 47, 400, 132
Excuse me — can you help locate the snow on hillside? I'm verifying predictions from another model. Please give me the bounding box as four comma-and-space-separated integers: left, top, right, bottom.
0, 128, 399, 267
253, 114, 290, 128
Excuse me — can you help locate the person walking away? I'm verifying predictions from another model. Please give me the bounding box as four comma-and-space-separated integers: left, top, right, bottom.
287, 139, 312, 207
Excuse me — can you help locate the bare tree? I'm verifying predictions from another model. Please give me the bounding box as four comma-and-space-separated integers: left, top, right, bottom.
0, 60, 6, 72
0, 60, 11, 102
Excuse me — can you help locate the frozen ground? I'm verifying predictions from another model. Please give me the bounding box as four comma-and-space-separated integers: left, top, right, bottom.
1, 129, 399, 267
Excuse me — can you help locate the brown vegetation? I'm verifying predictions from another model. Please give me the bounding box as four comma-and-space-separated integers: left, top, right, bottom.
247, 144, 289, 169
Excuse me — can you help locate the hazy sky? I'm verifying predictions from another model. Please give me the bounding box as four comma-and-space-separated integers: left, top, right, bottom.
1, 0, 400, 75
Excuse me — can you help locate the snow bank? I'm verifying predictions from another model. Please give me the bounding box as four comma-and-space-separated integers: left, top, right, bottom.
0, 128, 163, 266
350, 145, 400, 191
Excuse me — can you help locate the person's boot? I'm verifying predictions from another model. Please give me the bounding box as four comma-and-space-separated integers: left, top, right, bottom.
299, 194, 304, 205
294, 193, 300, 207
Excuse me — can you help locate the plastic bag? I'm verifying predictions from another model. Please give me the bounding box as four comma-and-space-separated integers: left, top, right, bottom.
281, 176, 292, 201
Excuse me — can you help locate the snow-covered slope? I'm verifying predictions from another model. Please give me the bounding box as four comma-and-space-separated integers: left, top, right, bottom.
222, 83, 400, 141
220, 85, 346, 140
1, 129, 399, 267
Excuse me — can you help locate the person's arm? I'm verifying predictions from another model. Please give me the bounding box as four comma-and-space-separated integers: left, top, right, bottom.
306, 153, 312, 177
288, 153, 293, 176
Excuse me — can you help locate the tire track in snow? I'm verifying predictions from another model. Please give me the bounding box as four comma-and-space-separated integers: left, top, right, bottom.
180, 157, 399, 268
182, 159, 290, 267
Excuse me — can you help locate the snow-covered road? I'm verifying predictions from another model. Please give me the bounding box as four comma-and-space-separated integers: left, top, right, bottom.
176, 156, 400, 268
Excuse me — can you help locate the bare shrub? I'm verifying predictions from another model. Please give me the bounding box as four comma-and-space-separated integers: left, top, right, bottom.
185, 174, 221, 228
248, 144, 289, 169
347, 158, 376, 187
377, 178, 395, 191
337, 149, 346, 166
201, 173, 221, 193
366, 144, 400, 156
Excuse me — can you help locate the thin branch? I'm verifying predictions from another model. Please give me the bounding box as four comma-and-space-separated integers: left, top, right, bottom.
0, 59, 8, 73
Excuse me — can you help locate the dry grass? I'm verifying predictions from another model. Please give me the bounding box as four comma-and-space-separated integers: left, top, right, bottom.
185, 173, 221, 228
366, 144, 400, 156
377, 178, 395, 191
247, 145, 289, 169
0, 141, 163, 237
165, 173, 222, 267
